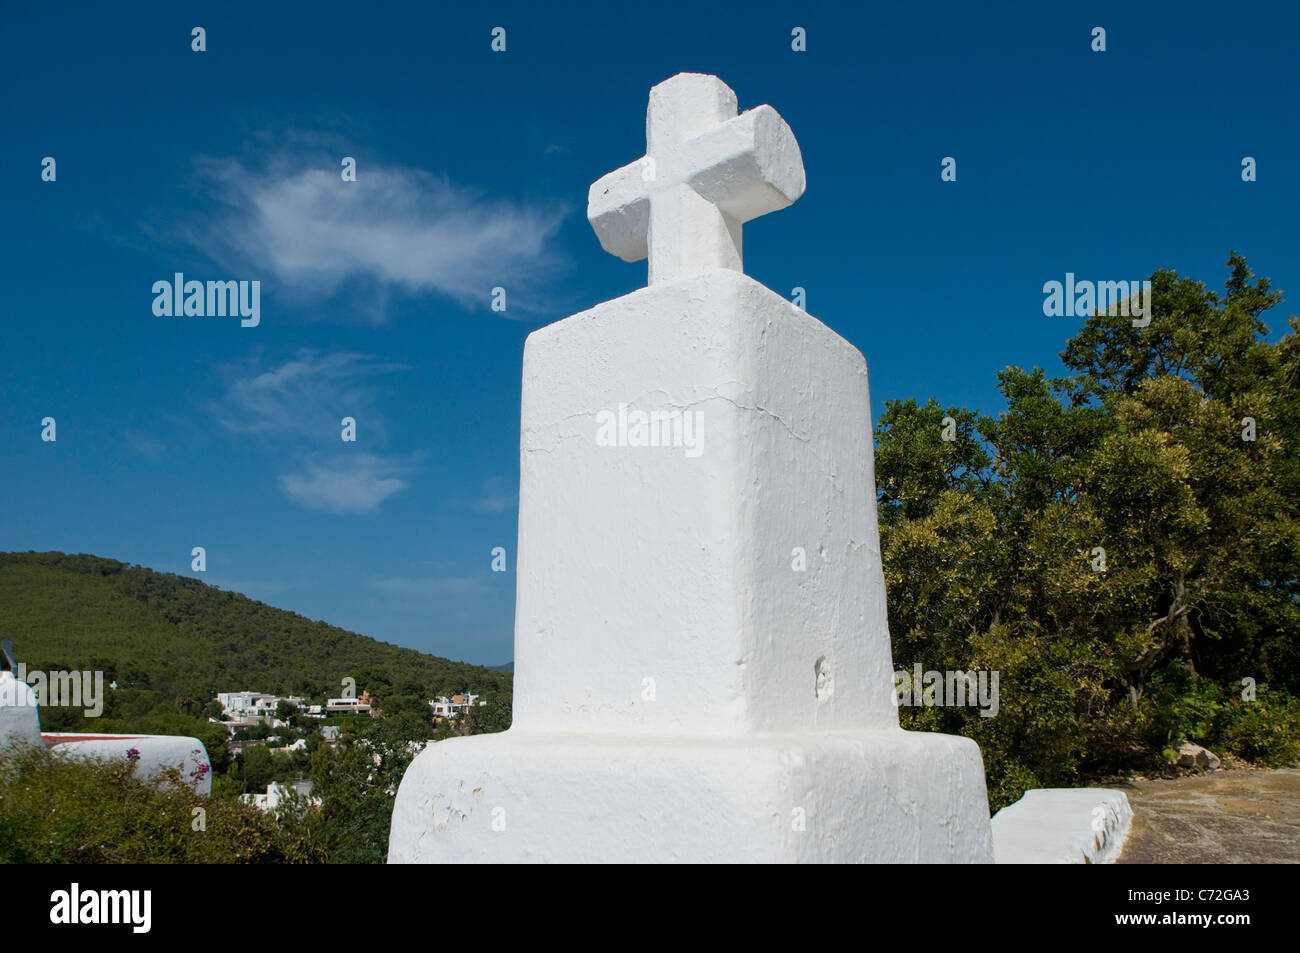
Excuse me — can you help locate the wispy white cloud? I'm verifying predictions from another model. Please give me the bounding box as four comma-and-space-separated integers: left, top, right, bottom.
186, 146, 567, 318
211, 349, 416, 514
279, 453, 414, 514
213, 349, 405, 441
122, 428, 166, 463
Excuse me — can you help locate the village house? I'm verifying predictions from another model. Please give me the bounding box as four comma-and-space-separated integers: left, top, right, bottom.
216, 691, 310, 723
325, 689, 374, 716
240, 779, 320, 814
429, 693, 485, 718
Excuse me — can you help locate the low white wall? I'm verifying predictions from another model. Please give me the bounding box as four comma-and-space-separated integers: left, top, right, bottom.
2, 673, 212, 796
43, 734, 213, 797
992, 788, 1132, 863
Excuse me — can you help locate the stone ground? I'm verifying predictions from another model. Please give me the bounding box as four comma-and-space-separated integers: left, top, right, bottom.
1115, 767, 1300, 863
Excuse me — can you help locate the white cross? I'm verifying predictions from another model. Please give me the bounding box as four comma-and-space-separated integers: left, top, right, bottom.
587, 73, 806, 286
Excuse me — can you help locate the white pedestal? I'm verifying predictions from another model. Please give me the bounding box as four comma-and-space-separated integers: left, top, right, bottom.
389, 271, 994, 862
512, 270, 897, 735
390, 729, 991, 863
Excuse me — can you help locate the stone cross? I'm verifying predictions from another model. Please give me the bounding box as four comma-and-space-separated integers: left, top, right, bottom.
389, 73, 994, 863
588, 73, 806, 284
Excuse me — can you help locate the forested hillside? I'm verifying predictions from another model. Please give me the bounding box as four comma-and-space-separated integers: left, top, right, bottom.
0, 551, 511, 863
0, 551, 510, 720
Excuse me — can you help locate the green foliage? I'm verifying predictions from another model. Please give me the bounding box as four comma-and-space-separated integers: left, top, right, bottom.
1140, 665, 1225, 752
1215, 691, 1300, 766
877, 254, 1300, 810
233, 722, 271, 742
0, 549, 515, 861
0, 551, 513, 716
464, 691, 513, 734
0, 744, 325, 863
308, 717, 417, 864
1135, 667, 1300, 767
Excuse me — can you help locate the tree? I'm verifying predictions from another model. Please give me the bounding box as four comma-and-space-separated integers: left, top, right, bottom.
876, 254, 1300, 809
464, 692, 512, 735
239, 745, 275, 794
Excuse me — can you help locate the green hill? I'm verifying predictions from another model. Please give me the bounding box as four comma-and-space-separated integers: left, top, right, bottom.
0, 551, 511, 713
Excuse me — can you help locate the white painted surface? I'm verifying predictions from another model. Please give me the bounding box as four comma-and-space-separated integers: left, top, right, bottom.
513, 270, 897, 736
589, 73, 805, 285
2, 672, 212, 795
44, 734, 213, 797
991, 788, 1132, 864
0, 671, 43, 748
390, 729, 992, 863
389, 73, 994, 863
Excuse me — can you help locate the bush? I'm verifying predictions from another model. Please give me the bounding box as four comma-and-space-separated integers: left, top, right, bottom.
1139, 665, 1226, 760
0, 743, 326, 863
1214, 691, 1300, 766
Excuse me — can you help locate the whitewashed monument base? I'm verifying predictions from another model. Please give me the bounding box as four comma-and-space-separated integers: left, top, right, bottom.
389, 729, 992, 863
388, 73, 998, 864
510, 270, 903, 738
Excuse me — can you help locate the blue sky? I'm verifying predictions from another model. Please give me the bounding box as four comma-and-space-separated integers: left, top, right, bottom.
2, 1, 1297, 666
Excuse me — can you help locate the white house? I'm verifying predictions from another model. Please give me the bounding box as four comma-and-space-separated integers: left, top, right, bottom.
216, 692, 310, 722
240, 779, 320, 813
430, 694, 484, 717
325, 690, 373, 716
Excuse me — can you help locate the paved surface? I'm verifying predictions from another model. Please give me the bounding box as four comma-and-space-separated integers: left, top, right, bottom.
1116, 768, 1300, 864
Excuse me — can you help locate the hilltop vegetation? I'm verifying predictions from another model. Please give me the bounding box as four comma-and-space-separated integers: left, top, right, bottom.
0, 551, 510, 723
0, 551, 511, 863
877, 253, 1300, 808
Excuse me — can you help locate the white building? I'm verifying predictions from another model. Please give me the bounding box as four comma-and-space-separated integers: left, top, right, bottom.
325, 692, 372, 716
430, 693, 485, 717
216, 691, 311, 722
240, 779, 320, 813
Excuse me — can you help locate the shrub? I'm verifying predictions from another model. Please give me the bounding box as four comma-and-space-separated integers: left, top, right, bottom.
0, 743, 326, 863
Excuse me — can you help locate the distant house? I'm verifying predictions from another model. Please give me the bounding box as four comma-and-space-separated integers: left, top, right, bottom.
217, 691, 278, 720
240, 779, 320, 814
430, 693, 486, 717
326, 689, 373, 716
216, 691, 311, 724
321, 726, 340, 743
